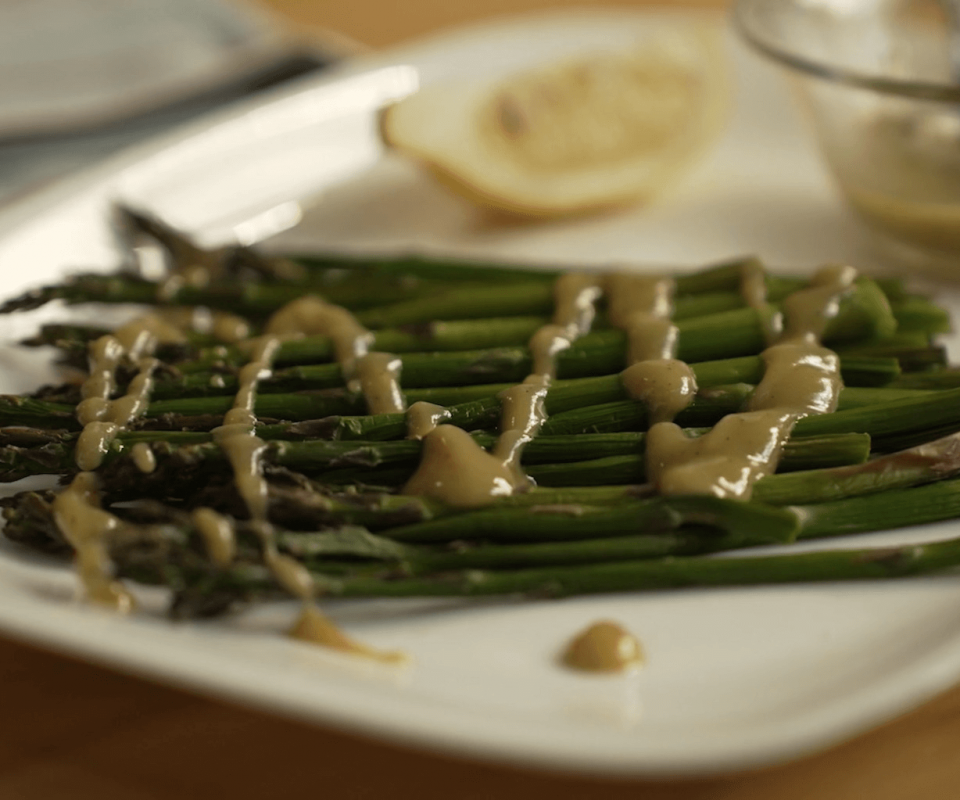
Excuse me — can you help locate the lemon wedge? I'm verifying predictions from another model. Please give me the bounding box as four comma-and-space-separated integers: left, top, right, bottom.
382, 23, 729, 218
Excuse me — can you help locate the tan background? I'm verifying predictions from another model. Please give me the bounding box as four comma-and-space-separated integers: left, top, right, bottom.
262, 0, 717, 48
1, 1, 959, 798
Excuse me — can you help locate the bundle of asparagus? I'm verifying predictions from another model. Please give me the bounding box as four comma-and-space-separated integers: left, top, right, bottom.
2, 207, 960, 642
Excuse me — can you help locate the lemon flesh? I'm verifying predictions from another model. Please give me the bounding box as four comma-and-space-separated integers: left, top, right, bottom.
383, 25, 728, 217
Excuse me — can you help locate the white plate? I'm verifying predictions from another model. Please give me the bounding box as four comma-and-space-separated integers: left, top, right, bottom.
1, 8, 960, 778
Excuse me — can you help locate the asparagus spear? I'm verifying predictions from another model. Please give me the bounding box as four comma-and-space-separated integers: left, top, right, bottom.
311, 432, 871, 490
326, 531, 960, 600
149, 348, 899, 401
0, 255, 778, 318
0, 425, 870, 483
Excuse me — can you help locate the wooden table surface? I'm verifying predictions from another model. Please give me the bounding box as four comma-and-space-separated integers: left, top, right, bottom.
4, 1, 960, 798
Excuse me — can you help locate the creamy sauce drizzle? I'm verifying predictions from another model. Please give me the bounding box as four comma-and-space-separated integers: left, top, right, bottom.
216, 302, 405, 661
264, 295, 404, 415
289, 605, 406, 663
209, 312, 251, 344
557, 274, 690, 672
533, 274, 603, 378
52, 472, 135, 612
131, 442, 156, 473
402, 271, 702, 509
739, 258, 782, 344
621, 359, 697, 426
563, 266, 850, 665
403, 273, 603, 507
149, 307, 252, 345
62, 289, 410, 662
739, 258, 769, 312
604, 274, 674, 361
74, 309, 256, 471
561, 620, 645, 673
646, 265, 854, 499
492, 374, 550, 483
402, 425, 516, 507
211, 336, 280, 521
190, 507, 236, 568
76, 357, 159, 470
266, 296, 372, 381
355, 352, 405, 415
406, 402, 452, 440
605, 274, 698, 425
75, 311, 192, 470
62, 307, 275, 610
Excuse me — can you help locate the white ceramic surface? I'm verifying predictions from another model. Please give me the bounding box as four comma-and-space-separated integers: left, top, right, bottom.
1, 9, 960, 777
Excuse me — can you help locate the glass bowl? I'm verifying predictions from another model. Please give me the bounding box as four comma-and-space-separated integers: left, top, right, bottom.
734, 0, 960, 275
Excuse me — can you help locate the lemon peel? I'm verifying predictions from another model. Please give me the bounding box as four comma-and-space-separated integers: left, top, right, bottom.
382, 23, 729, 218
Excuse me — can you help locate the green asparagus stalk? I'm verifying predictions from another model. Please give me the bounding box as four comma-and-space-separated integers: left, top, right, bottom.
0, 256, 773, 319
0, 374, 932, 452
0, 418, 868, 484
315, 432, 871, 491
890, 295, 952, 334
315, 424, 960, 508
891, 369, 960, 390
326, 531, 960, 599
752, 432, 960, 505
2, 269, 898, 352
0, 272, 462, 316
149, 348, 899, 402
794, 385, 960, 439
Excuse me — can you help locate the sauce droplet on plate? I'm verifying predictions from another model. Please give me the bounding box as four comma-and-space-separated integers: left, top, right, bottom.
561, 620, 645, 673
